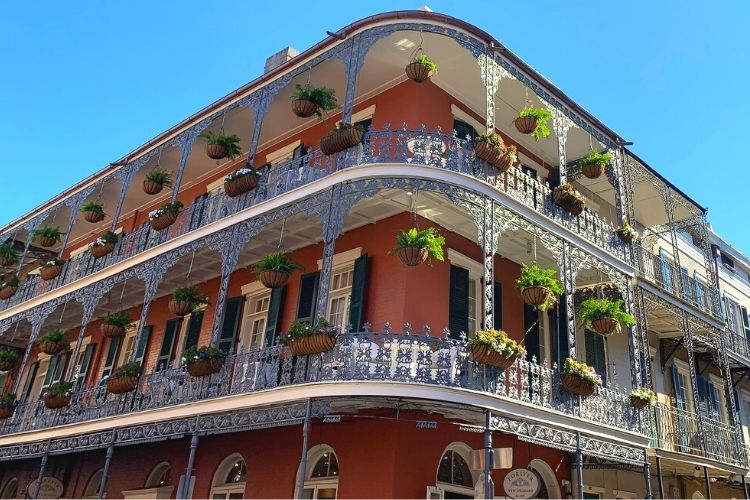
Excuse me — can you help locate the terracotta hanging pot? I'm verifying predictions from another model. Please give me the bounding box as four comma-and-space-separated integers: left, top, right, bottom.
474, 142, 515, 172
615, 229, 635, 244
100, 323, 125, 338
582, 163, 604, 179
143, 180, 164, 195
320, 127, 364, 155
0, 286, 17, 300
186, 357, 224, 377
224, 174, 259, 198
396, 246, 427, 267
149, 212, 178, 231
83, 211, 105, 223
259, 270, 290, 289
106, 376, 138, 394
0, 256, 16, 267
90, 242, 116, 259
520, 286, 551, 307
471, 344, 518, 369
43, 394, 70, 410
292, 99, 319, 118
591, 317, 618, 335
0, 359, 17, 372
288, 332, 336, 356
0, 406, 14, 419
40, 265, 63, 281
552, 187, 585, 216
405, 62, 434, 83
206, 144, 229, 160
169, 300, 194, 317
40, 342, 66, 356
561, 374, 597, 397
37, 236, 57, 248
514, 116, 538, 135
630, 395, 650, 410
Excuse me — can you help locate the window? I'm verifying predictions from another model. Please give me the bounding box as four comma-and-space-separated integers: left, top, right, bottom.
301, 446, 339, 500
447, 250, 483, 340
210, 454, 247, 500
315, 248, 365, 331
242, 290, 271, 351
327, 268, 353, 330
0, 479, 17, 499
721, 252, 735, 270
585, 330, 607, 385
435, 444, 476, 499
83, 470, 103, 498
672, 362, 695, 413
145, 463, 172, 488
117, 323, 139, 368
453, 119, 477, 142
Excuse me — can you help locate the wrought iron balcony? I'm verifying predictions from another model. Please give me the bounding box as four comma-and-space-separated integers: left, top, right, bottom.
726, 329, 750, 363
0, 329, 642, 438
0, 125, 627, 315
652, 402, 745, 466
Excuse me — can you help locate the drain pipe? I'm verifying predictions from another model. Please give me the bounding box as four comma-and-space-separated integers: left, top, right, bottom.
642, 449, 652, 499
656, 456, 665, 499
295, 399, 313, 499
574, 432, 584, 500
483, 410, 494, 499
31, 445, 50, 499
97, 434, 116, 499
179, 430, 200, 499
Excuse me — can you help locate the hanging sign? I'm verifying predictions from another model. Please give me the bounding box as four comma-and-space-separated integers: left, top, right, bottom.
26, 476, 64, 499
503, 468, 541, 499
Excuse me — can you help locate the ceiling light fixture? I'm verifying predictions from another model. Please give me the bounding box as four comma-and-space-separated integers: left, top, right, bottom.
395, 38, 415, 51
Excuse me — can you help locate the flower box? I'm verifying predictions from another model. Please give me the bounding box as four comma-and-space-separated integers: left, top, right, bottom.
288, 332, 336, 356
106, 376, 139, 394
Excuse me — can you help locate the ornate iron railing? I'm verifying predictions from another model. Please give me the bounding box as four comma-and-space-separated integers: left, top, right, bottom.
0, 330, 642, 437
652, 402, 745, 466
1, 126, 628, 314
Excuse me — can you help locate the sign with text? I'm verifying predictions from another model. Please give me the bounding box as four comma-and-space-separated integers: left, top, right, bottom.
503, 468, 540, 499
27, 477, 64, 499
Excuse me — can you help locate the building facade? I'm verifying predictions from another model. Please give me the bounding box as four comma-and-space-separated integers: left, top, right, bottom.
0, 9, 745, 499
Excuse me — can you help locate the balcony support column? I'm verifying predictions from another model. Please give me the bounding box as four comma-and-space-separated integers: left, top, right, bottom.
624, 281, 643, 388
295, 398, 312, 499
483, 410, 494, 499
109, 161, 139, 233
339, 33, 378, 125
682, 313, 708, 451
558, 241, 578, 358
66, 283, 111, 381
12, 304, 56, 394
574, 431, 584, 500
170, 131, 198, 204
58, 186, 95, 258
177, 429, 200, 500
741, 474, 748, 499
31, 447, 49, 500
16, 218, 45, 275
663, 186, 684, 293
642, 450, 653, 499
97, 435, 116, 500
704, 466, 712, 499
655, 456, 664, 499
541, 100, 574, 186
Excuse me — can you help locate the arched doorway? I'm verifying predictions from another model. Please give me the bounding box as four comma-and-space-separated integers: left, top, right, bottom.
529, 459, 561, 499
436, 443, 477, 499
210, 453, 247, 499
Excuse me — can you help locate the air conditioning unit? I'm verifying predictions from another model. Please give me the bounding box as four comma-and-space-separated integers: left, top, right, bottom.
470, 448, 513, 470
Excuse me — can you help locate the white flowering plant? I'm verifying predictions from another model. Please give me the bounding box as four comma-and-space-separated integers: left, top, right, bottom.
88, 231, 118, 249
43, 258, 66, 267
225, 167, 259, 182
148, 201, 183, 221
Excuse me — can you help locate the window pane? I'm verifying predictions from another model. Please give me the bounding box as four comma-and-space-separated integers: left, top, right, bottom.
311, 453, 336, 478
225, 460, 246, 483
318, 487, 337, 499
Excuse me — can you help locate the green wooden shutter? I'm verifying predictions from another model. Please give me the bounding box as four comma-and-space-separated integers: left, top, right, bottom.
156, 319, 181, 371
74, 344, 96, 390
183, 311, 204, 352
296, 272, 320, 323
524, 304, 540, 363
264, 287, 285, 348
585, 330, 606, 385
348, 254, 368, 332
43, 353, 68, 391
20, 362, 38, 403
672, 364, 685, 411
492, 281, 502, 330
218, 297, 244, 354
448, 265, 469, 339
134, 326, 152, 367
101, 336, 122, 379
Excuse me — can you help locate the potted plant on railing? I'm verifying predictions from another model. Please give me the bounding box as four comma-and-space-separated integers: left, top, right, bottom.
148, 201, 183, 231
471, 329, 525, 369
473, 133, 518, 172
578, 298, 635, 336
291, 83, 338, 118
199, 131, 241, 161
282, 317, 338, 356
143, 168, 172, 195
629, 387, 657, 410
560, 357, 601, 397
89, 231, 119, 259
182, 346, 226, 377
514, 262, 563, 310
254, 252, 303, 289
80, 201, 106, 223
0, 394, 17, 419
390, 227, 445, 267
43, 381, 73, 410
37, 329, 69, 356
224, 167, 261, 198
169, 285, 210, 317
615, 220, 638, 244
320, 122, 365, 156
552, 183, 586, 216
0, 242, 18, 267
106, 361, 141, 394
579, 151, 611, 179
405, 53, 437, 83
514, 105, 553, 141
32, 226, 63, 248
0, 277, 19, 300
40, 258, 66, 281
0, 348, 18, 372
100, 311, 130, 338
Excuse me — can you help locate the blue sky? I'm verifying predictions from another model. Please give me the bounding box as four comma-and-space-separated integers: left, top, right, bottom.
1, 1, 747, 252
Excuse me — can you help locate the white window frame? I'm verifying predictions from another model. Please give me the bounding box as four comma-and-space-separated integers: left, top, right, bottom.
708, 374, 728, 423
239, 281, 272, 351
448, 249, 483, 339
317, 248, 362, 329
298, 445, 339, 500
266, 140, 302, 165
117, 321, 140, 368
673, 359, 695, 413
434, 442, 478, 498
209, 454, 247, 500
172, 305, 208, 368
337, 104, 376, 128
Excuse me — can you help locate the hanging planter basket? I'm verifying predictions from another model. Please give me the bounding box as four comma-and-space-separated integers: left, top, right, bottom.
43, 394, 70, 410
474, 142, 515, 172
224, 174, 259, 198
514, 116, 538, 135
292, 99, 319, 118
289, 332, 336, 356
259, 270, 290, 289
0, 359, 17, 372
83, 211, 105, 224
520, 286, 551, 307
0, 256, 15, 267
561, 374, 597, 397
582, 163, 604, 179
396, 246, 427, 267
106, 376, 138, 395
186, 357, 224, 377
37, 236, 57, 248
0, 286, 17, 300
630, 395, 650, 410
471, 344, 518, 369
100, 323, 125, 338
405, 61, 434, 83
206, 144, 229, 160
591, 317, 618, 335
149, 212, 178, 232
552, 187, 585, 216
320, 127, 364, 156
615, 229, 635, 244
90, 242, 116, 259
143, 180, 164, 195
40, 265, 62, 281
169, 300, 194, 317
40, 341, 66, 356
0, 405, 14, 419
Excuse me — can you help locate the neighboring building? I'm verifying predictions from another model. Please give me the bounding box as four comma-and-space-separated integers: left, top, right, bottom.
0, 9, 745, 499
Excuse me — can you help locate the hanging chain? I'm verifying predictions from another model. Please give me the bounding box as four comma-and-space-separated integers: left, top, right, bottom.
278, 218, 286, 249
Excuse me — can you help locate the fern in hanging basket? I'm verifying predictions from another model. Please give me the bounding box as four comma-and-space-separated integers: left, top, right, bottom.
291, 83, 338, 118
390, 227, 445, 266
32, 226, 63, 247
0, 242, 19, 267
0, 347, 19, 371
200, 131, 242, 160
578, 298, 635, 335
514, 262, 563, 311
405, 53, 438, 83
580, 151, 612, 179
80, 201, 106, 223
473, 133, 518, 171
515, 105, 553, 141
254, 252, 303, 288
170, 285, 210, 315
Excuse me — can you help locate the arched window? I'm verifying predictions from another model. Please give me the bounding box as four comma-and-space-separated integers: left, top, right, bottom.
435, 443, 477, 499
299, 445, 339, 499
529, 459, 561, 499
0, 478, 17, 500
210, 453, 247, 499
145, 462, 172, 488
83, 470, 103, 498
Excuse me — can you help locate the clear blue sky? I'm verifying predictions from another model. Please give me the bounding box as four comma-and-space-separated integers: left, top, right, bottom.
1, 1, 747, 253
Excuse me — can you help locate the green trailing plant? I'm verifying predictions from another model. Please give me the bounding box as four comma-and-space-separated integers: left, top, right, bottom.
412, 53, 438, 72
0, 277, 19, 288
292, 83, 338, 118
474, 133, 518, 159
391, 227, 446, 263
555, 183, 585, 203
45, 381, 73, 398
37, 329, 69, 349
113, 361, 141, 379
282, 317, 335, 345
580, 151, 612, 168
578, 298, 635, 330
253, 252, 304, 274
473, 329, 525, 358
172, 286, 210, 308
103, 311, 130, 327
630, 387, 657, 407
200, 131, 242, 160
32, 226, 63, 243
518, 105, 553, 141
145, 168, 172, 187
148, 201, 183, 220
0, 393, 17, 408
181, 345, 226, 365
0, 348, 18, 364
80, 201, 105, 216
562, 358, 601, 386
0, 243, 19, 266
514, 262, 564, 310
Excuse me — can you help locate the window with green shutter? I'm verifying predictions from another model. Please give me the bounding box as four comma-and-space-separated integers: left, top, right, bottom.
348, 255, 368, 332
524, 303, 540, 363
218, 297, 244, 354
448, 265, 469, 339
156, 319, 181, 371
296, 272, 320, 323
182, 311, 204, 352
134, 325, 152, 367
584, 330, 607, 385
264, 287, 285, 348
101, 336, 122, 379
73, 343, 96, 390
